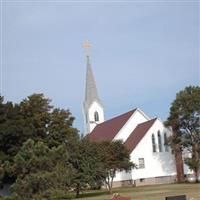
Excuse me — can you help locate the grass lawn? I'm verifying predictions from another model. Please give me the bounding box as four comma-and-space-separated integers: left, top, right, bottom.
76, 183, 200, 200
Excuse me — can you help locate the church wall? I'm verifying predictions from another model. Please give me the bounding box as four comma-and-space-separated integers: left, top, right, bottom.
113, 170, 132, 182
114, 109, 149, 142
112, 175, 177, 188
87, 101, 104, 132
133, 175, 177, 187
130, 119, 177, 181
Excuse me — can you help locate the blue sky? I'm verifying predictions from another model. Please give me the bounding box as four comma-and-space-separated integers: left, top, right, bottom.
1, 1, 199, 133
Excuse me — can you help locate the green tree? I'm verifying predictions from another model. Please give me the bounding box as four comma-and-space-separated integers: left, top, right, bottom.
98, 140, 134, 193
0, 100, 24, 157
46, 108, 79, 148
0, 97, 28, 185
166, 86, 200, 181
9, 139, 74, 199
0, 94, 79, 185
0, 94, 52, 159
19, 93, 52, 141
68, 139, 105, 197
0, 161, 4, 187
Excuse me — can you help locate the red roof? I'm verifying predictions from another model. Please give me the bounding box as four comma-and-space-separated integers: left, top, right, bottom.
88, 109, 137, 142
124, 118, 157, 152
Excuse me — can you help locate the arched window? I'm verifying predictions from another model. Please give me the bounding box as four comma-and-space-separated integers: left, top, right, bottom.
152, 134, 156, 152
158, 131, 162, 152
164, 133, 169, 152
94, 111, 99, 122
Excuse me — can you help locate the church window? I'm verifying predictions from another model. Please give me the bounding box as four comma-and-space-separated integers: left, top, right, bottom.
94, 111, 99, 122
152, 134, 156, 152
158, 131, 163, 152
138, 158, 145, 169
164, 132, 169, 152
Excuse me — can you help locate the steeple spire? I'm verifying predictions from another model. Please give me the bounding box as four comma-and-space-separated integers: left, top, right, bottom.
83, 40, 104, 134
84, 55, 101, 108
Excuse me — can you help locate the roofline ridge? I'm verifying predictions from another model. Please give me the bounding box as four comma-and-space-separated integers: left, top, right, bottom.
90, 108, 137, 133
135, 108, 151, 120
125, 118, 157, 141
155, 117, 164, 123
138, 117, 157, 125
102, 108, 137, 123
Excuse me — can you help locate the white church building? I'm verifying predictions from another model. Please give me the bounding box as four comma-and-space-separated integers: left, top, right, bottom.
82, 43, 192, 187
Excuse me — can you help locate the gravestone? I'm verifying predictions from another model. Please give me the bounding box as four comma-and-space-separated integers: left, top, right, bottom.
165, 195, 186, 200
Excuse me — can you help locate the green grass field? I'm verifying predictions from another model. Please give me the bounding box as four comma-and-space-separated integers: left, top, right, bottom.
76, 183, 200, 200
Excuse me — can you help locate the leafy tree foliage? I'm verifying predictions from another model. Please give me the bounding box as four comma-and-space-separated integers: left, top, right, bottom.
184, 157, 200, 178
19, 93, 52, 141
0, 94, 79, 185
98, 140, 134, 193
46, 108, 79, 148
166, 86, 200, 180
0, 161, 4, 187
0, 99, 26, 157
65, 139, 134, 196
68, 139, 105, 197
9, 139, 74, 199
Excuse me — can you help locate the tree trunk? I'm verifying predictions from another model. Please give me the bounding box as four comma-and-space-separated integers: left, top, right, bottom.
109, 176, 114, 194
175, 149, 184, 182
108, 183, 112, 194
76, 183, 80, 197
194, 170, 198, 183
105, 176, 112, 194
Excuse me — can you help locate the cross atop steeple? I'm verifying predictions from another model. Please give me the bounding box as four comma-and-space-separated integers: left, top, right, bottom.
83, 40, 91, 56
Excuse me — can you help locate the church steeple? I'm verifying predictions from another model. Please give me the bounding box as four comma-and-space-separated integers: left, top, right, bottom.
84, 55, 102, 108
83, 41, 104, 134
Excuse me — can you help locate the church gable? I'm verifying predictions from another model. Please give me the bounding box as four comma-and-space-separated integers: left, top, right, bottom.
88, 109, 136, 142
124, 118, 157, 152
113, 108, 150, 142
